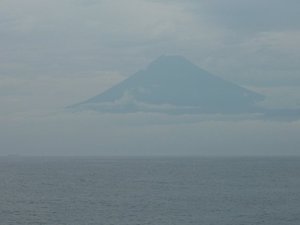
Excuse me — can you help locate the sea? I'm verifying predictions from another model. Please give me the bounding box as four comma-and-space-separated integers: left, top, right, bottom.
0, 156, 299, 225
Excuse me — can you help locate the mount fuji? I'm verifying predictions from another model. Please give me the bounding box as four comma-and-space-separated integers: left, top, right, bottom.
70, 55, 264, 114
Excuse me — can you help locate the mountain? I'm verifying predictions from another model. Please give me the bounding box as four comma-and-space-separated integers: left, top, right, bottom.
70, 55, 264, 114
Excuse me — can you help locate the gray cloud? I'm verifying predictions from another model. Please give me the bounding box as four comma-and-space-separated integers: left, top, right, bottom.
1, 0, 299, 84
159, 0, 300, 32
211, 0, 300, 32
0, 0, 300, 156
0, 0, 194, 75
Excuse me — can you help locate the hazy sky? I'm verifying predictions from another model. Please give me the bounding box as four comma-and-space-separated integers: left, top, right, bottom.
1, 0, 300, 156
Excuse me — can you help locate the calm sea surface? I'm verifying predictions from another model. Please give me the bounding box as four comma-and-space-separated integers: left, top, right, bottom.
0, 156, 299, 225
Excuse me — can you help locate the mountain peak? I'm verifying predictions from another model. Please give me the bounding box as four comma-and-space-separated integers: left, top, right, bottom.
151, 55, 188, 64
148, 55, 194, 70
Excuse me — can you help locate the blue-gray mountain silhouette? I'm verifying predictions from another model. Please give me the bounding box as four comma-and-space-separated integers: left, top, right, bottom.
71, 55, 264, 114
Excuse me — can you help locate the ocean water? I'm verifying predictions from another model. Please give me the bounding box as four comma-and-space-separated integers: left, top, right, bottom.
0, 157, 299, 225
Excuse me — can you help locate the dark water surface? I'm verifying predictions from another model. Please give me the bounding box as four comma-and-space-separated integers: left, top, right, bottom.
0, 156, 299, 225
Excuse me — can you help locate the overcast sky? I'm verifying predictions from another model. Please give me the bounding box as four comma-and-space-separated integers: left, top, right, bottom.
1, 0, 300, 156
